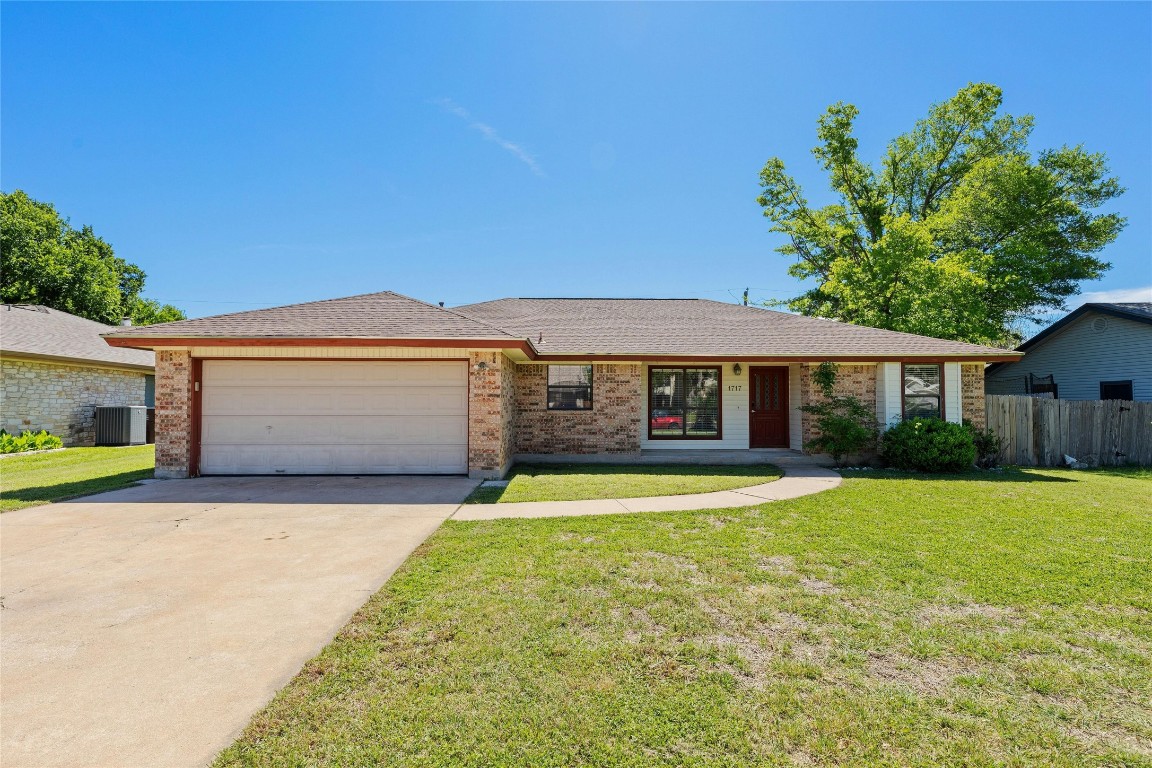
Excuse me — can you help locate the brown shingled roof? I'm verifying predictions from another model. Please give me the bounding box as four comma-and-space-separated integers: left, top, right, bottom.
454, 298, 1012, 358
102, 291, 524, 341
101, 291, 1014, 359
1, 305, 155, 370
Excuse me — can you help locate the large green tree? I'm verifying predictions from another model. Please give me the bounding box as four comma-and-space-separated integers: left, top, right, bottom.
1, 190, 185, 325
757, 83, 1125, 345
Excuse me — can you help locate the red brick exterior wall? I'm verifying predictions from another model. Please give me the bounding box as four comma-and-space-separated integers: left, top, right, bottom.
798, 363, 877, 448
501, 355, 516, 466
148, 353, 985, 476
467, 351, 514, 478
961, 364, 986, 428
154, 350, 194, 478
514, 363, 642, 454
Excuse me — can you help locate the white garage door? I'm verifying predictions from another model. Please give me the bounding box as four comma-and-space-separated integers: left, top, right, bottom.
199, 360, 468, 475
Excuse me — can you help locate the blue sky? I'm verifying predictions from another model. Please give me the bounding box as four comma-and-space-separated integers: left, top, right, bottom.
3, 2, 1150, 323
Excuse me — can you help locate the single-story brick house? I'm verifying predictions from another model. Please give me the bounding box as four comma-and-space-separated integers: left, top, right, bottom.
102, 291, 1019, 479
1, 305, 155, 446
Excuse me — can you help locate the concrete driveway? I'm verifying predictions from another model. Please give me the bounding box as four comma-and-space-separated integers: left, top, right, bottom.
0, 475, 477, 768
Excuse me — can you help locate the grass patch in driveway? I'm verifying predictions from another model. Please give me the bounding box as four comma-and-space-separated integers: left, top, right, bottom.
0, 445, 154, 512
464, 463, 784, 504
217, 466, 1152, 767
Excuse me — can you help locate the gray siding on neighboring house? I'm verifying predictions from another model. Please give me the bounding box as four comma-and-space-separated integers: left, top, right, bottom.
986, 310, 1152, 401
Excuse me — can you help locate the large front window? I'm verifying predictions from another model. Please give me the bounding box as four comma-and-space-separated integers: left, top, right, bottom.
903, 363, 942, 419
648, 367, 721, 439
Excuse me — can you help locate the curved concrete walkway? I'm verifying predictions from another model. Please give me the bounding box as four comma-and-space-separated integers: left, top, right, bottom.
452, 463, 842, 521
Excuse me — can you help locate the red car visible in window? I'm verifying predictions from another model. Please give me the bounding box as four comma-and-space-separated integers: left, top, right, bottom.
650, 409, 684, 430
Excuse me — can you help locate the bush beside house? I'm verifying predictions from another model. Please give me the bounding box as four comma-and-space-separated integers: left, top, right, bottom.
0, 429, 63, 454
882, 418, 978, 472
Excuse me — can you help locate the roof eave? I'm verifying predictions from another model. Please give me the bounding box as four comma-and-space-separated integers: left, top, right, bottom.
532, 351, 1022, 362
103, 335, 539, 355
1013, 303, 1152, 355
1, 349, 155, 373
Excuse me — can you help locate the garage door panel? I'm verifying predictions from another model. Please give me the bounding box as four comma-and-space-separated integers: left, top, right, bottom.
198, 445, 467, 475
202, 387, 467, 417
203, 361, 467, 388
326, 388, 467, 414
199, 445, 467, 475
199, 360, 469, 475
201, 415, 467, 444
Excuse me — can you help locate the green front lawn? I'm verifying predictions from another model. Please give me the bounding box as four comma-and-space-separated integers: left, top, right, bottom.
464, 463, 784, 504
217, 467, 1151, 767
0, 445, 155, 512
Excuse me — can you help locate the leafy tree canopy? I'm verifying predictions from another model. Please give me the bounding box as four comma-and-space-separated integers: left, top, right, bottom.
757, 83, 1125, 346
1, 190, 185, 325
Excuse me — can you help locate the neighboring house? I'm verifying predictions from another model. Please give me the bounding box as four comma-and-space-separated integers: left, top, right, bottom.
985, 303, 1152, 402
103, 291, 1018, 479
1, 305, 156, 446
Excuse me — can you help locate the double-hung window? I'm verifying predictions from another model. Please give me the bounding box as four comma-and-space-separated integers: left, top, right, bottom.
903, 363, 942, 419
648, 367, 721, 439
547, 365, 593, 410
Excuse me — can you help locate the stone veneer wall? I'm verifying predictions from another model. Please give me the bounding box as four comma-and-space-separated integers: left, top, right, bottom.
467, 351, 514, 478
961, 364, 986, 429
154, 350, 194, 478
514, 363, 642, 454
0, 358, 147, 447
798, 363, 877, 448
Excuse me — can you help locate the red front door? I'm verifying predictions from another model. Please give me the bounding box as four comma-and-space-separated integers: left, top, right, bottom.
749, 367, 789, 448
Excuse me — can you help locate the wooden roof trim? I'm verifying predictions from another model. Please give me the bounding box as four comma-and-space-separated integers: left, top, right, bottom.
530, 353, 1022, 363
104, 337, 539, 355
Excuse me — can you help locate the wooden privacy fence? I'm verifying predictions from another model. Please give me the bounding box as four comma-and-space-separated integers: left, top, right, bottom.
985, 395, 1152, 467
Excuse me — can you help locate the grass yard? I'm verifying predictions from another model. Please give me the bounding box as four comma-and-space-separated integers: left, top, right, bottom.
464, 463, 784, 504
217, 467, 1151, 767
0, 445, 155, 512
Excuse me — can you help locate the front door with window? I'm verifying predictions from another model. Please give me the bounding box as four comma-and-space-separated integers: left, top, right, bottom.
749, 367, 788, 448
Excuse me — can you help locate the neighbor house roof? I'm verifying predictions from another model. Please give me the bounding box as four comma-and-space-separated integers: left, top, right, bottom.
1, 305, 155, 371
984, 302, 1152, 375
103, 291, 528, 348
102, 291, 1018, 360
455, 297, 1014, 359
1012, 302, 1152, 354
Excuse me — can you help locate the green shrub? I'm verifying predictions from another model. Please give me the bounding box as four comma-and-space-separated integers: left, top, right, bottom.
0, 429, 64, 454
800, 362, 879, 465
964, 420, 1003, 469
881, 418, 976, 472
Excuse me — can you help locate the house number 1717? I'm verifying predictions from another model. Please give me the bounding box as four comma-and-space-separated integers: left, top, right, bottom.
727, 385, 742, 392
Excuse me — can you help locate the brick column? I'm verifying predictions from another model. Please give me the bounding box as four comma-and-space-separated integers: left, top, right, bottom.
154, 350, 194, 479
467, 351, 513, 479
961, 364, 987, 428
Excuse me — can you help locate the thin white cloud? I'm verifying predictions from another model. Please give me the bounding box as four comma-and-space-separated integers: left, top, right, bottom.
1076, 285, 1152, 305
433, 98, 545, 177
